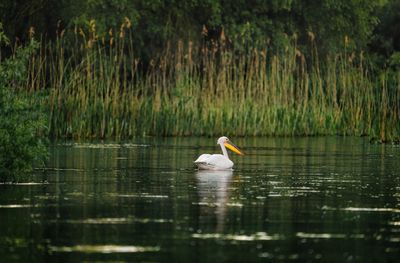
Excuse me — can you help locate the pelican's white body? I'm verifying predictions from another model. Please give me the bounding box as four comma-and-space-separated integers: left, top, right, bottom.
194, 137, 235, 170
194, 154, 234, 170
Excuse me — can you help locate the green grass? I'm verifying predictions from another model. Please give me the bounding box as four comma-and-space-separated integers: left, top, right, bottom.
22, 25, 400, 141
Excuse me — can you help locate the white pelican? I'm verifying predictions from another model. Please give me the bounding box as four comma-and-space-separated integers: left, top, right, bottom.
194, 136, 244, 170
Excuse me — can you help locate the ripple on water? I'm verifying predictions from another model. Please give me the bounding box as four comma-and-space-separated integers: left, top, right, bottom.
33, 217, 173, 224
226, 202, 243, 207
192, 202, 220, 207
0, 182, 49, 186
322, 206, 400, 213
109, 193, 169, 199
192, 232, 283, 241
49, 245, 160, 253
296, 232, 365, 239
342, 207, 400, 213
68, 143, 150, 149
0, 204, 33, 208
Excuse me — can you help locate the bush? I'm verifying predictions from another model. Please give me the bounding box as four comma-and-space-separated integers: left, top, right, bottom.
0, 24, 48, 182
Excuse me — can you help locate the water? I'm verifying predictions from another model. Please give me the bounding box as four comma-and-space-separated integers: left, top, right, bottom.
1, 137, 400, 262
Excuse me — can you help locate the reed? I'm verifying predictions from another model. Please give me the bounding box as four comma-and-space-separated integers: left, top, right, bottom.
23, 21, 400, 141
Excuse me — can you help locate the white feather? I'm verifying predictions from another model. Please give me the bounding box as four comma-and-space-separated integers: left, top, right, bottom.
194, 154, 234, 170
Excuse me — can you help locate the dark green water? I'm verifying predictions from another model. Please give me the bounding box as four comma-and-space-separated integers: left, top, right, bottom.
1, 137, 400, 262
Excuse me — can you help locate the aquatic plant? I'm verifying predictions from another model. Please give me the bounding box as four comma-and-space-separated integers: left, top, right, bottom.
21, 21, 400, 141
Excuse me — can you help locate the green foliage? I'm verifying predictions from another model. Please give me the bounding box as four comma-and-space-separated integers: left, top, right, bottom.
295, 0, 379, 53
0, 28, 48, 182
0, 0, 383, 59
370, 0, 400, 67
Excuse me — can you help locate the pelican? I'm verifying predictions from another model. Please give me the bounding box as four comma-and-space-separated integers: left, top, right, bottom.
194, 136, 244, 170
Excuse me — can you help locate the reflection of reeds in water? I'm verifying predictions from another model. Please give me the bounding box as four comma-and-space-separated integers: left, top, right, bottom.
24, 20, 400, 141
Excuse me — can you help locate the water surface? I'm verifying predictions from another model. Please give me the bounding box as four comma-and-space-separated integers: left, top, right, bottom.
1, 137, 399, 262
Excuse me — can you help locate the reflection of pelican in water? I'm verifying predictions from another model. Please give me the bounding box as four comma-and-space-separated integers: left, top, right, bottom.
194, 136, 244, 170
196, 170, 233, 232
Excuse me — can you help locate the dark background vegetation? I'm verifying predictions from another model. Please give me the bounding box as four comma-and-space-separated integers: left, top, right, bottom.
0, 0, 399, 67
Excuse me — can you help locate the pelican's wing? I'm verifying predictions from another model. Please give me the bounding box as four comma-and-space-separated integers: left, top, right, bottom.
206, 154, 233, 169
194, 154, 212, 163
194, 154, 233, 170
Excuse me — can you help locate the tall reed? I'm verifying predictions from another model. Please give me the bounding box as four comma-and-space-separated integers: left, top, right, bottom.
23, 21, 400, 141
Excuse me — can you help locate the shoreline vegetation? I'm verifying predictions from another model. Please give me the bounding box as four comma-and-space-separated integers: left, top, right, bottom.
20, 22, 399, 142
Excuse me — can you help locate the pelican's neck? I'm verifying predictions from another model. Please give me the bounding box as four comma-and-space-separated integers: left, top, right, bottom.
219, 143, 229, 158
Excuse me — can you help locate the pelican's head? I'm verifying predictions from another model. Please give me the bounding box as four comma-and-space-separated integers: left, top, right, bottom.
217, 136, 244, 155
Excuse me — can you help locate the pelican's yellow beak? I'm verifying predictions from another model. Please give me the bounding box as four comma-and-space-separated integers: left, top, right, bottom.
224, 141, 244, 155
